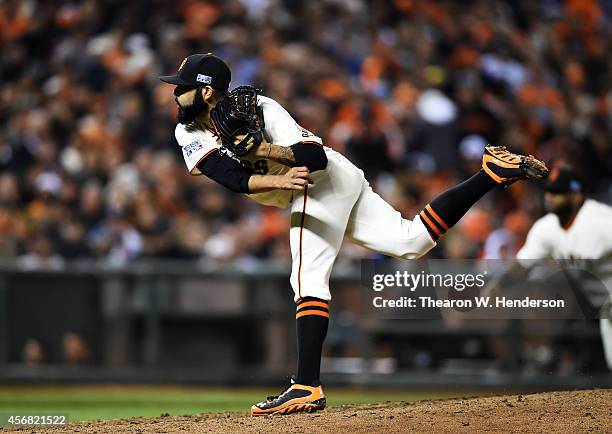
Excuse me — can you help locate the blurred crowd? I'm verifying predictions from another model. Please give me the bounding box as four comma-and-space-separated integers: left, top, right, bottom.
1, 0, 611, 266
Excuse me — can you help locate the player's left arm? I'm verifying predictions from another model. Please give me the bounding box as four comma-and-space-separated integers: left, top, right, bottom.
250, 141, 327, 172
255, 96, 328, 171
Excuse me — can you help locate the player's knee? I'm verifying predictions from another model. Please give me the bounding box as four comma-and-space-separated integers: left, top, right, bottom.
396, 216, 437, 259
290, 275, 332, 302
398, 235, 436, 259
291, 288, 332, 303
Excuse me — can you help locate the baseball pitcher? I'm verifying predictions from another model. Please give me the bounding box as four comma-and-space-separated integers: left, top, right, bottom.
160, 54, 548, 416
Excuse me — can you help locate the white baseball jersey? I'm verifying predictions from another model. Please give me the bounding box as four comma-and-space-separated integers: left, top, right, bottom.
517, 198, 612, 370
176, 95, 322, 208
517, 199, 612, 261
176, 95, 436, 302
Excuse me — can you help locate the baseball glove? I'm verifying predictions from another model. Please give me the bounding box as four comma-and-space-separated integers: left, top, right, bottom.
211, 86, 265, 157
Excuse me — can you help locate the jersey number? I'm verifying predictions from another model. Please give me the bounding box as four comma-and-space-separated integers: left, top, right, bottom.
299, 126, 314, 138
242, 159, 269, 175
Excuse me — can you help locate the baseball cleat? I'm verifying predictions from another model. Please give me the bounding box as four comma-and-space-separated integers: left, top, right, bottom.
482, 145, 549, 185
251, 383, 326, 416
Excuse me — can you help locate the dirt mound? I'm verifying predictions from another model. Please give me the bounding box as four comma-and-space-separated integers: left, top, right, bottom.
6, 389, 611, 433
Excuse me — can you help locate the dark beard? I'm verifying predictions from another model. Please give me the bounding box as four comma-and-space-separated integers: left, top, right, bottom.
552, 202, 577, 227
176, 88, 209, 125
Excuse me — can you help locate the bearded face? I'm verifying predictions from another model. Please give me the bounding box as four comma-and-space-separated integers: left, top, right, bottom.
175, 87, 209, 125
544, 191, 583, 226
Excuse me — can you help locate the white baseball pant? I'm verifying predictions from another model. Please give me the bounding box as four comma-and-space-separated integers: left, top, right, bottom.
289, 148, 436, 301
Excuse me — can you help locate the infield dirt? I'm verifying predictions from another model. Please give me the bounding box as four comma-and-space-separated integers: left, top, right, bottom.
4, 389, 611, 433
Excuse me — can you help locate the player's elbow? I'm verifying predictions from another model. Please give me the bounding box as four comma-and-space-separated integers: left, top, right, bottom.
291, 143, 327, 172
311, 147, 328, 172
197, 151, 254, 194
306, 148, 327, 172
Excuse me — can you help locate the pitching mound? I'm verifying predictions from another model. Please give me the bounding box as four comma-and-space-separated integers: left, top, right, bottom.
8, 389, 611, 433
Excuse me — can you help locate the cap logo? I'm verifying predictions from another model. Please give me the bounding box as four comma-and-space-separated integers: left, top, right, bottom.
196, 74, 212, 84
179, 57, 188, 71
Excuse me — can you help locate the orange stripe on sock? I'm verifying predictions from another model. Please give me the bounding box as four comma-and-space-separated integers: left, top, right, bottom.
296, 310, 330, 319
425, 204, 449, 231
420, 211, 443, 239
296, 301, 329, 311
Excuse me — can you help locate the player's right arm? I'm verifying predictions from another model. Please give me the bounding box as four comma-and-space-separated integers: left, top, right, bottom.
176, 124, 311, 193
197, 149, 312, 193
248, 166, 313, 192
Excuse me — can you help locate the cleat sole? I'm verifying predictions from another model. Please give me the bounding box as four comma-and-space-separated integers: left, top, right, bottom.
521, 155, 549, 179
251, 398, 326, 417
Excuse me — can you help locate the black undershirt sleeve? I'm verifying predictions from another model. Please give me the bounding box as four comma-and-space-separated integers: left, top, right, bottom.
196, 150, 254, 194
290, 142, 328, 172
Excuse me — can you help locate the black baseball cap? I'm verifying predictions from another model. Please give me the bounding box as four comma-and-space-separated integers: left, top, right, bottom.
159, 54, 231, 91
545, 167, 583, 194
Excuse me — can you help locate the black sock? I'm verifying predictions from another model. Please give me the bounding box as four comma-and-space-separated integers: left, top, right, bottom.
419, 170, 498, 241
295, 297, 329, 386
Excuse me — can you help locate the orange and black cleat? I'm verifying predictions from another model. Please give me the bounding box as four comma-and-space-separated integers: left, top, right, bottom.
482, 145, 548, 185
251, 383, 326, 416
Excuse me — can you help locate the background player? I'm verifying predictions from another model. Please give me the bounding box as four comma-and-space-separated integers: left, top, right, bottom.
517, 167, 612, 371
160, 53, 548, 416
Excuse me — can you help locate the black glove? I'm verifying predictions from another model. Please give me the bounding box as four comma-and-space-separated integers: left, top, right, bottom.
211, 86, 265, 157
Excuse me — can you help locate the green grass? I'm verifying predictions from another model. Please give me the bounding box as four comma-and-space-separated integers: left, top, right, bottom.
0, 386, 482, 421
